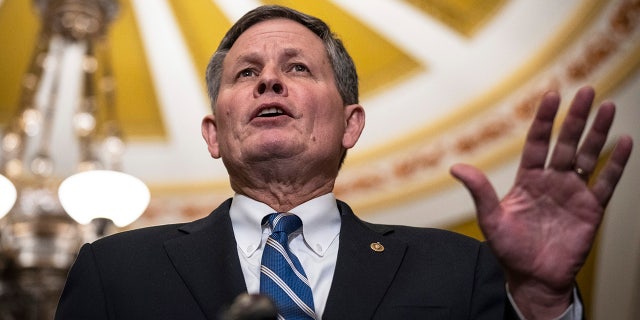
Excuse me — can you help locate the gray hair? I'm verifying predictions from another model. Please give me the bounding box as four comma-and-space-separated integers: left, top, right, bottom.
205, 5, 359, 110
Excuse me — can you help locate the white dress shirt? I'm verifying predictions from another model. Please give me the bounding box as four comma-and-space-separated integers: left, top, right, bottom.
230, 193, 340, 319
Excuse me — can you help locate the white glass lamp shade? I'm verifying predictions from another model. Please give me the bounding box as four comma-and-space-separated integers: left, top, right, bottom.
0, 174, 17, 219
58, 170, 150, 227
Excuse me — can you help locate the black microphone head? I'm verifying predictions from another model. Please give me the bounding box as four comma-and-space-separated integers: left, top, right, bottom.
222, 293, 278, 320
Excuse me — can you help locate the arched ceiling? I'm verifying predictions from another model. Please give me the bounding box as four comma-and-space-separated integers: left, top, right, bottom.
1, 0, 639, 227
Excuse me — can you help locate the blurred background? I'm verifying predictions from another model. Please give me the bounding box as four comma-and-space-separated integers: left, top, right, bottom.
0, 0, 638, 318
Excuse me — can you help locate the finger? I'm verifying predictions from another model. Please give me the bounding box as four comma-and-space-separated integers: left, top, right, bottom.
591, 135, 633, 207
572, 102, 616, 179
450, 163, 500, 224
548, 86, 595, 170
518, 90, 561, 172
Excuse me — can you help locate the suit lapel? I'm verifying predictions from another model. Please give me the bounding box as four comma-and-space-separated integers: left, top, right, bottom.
323, 201, 407, 319
164, 199, 247, 320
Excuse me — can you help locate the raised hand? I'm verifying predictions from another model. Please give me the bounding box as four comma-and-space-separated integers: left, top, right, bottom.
450, 86, 633, 319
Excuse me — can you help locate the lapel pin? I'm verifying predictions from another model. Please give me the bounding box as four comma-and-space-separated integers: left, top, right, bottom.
370, 242, 384, 252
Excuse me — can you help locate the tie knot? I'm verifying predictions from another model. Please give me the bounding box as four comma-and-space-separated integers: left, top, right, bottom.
267, 213, 302, 235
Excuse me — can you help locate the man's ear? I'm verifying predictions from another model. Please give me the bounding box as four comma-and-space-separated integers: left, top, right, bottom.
201, 114, 221, 158
342, 104, 365, 149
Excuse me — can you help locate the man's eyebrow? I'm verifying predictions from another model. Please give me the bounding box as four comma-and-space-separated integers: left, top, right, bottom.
282, 48, 303, 58
234, 52, 261, 65
234, 48, 304, 69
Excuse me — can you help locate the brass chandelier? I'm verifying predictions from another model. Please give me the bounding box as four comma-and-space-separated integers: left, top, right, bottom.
0, 0, 149, 318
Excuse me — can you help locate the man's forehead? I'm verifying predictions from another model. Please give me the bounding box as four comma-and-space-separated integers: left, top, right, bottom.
233, 47, 305, 62
227, 19, 325, 60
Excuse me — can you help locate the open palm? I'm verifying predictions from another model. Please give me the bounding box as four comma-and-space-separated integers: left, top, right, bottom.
451, 86, 633, 318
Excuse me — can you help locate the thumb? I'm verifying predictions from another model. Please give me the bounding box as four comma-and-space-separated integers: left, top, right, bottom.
450, 163, 500, 221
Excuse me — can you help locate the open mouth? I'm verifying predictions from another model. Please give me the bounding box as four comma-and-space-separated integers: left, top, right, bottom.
257, 107, 286, 118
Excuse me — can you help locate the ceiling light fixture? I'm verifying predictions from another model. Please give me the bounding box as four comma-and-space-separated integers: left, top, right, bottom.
0, 0, 149, 317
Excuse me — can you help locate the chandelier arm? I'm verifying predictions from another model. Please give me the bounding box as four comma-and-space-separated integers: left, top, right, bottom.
1, 31, 52, 177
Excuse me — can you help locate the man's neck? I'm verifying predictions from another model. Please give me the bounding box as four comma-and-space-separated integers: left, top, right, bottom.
224, 155, 341, 212
231, 178, 335, 212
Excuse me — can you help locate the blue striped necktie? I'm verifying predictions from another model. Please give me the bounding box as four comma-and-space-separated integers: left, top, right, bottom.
260, 213, 316, 319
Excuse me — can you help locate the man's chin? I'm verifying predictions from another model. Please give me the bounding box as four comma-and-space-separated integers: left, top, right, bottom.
243, 141, 306, 162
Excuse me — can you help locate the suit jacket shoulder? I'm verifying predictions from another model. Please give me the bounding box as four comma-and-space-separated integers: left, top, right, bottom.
56, 199, 246, 320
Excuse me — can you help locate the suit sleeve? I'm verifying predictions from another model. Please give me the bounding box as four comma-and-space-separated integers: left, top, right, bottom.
55, 243, 110, 320
469, 242, 522, 319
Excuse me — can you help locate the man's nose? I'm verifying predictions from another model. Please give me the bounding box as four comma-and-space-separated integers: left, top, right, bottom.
254, 69, 287, 96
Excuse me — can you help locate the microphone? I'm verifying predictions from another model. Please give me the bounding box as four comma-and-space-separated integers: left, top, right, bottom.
221, 293, 278, 320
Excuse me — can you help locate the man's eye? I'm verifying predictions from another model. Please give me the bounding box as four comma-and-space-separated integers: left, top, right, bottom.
239, 69, 256, 78
292, 64, 309, 73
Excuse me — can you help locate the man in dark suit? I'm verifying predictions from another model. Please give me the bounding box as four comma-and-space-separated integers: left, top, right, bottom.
55, 5, 633, 320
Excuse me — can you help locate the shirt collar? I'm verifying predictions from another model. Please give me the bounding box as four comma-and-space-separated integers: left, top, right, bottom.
230, 193, 341, 257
